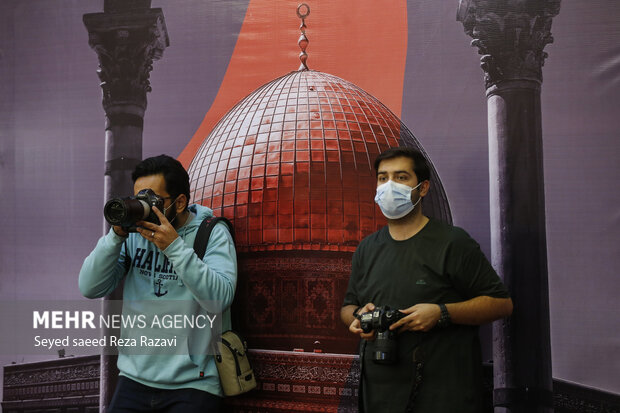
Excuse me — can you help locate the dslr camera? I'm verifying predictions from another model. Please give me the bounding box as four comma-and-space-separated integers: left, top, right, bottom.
104, 189, 164, 232
358, 306, 406, 364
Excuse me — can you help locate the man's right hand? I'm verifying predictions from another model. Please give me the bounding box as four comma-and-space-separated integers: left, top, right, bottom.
348, 303, 377, 341
112, 226, 129, 238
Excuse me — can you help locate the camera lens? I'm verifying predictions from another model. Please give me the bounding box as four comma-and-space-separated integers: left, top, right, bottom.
104, 198, 150, 226
373, 330, 398, 364
104, 199, 128, 225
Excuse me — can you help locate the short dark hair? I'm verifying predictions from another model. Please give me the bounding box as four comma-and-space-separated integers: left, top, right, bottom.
373, 147, 430, 182
132, 155, 190, 205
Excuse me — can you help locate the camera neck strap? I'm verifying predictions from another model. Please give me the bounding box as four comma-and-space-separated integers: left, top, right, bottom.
405, 343, 427, 413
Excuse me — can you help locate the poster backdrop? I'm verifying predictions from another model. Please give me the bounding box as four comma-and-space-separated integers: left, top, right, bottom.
1, 0, 619, 401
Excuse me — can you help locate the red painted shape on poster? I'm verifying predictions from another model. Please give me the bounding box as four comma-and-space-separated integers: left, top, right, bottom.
178, 0, 408, 168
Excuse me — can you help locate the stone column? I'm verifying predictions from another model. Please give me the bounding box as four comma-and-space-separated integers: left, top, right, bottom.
457, 1, 561, 412
83, 1, 168, 410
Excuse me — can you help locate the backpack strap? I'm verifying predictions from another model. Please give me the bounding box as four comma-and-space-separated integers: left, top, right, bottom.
193, 216, 235, 260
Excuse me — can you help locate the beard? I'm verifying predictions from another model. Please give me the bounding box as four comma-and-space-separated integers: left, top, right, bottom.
166, 209, 178, 225
164, 200, 179, 227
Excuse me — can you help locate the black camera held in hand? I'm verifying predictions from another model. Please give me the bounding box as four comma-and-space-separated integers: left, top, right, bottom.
104, 189, 164, 232
358, 306, 407, 364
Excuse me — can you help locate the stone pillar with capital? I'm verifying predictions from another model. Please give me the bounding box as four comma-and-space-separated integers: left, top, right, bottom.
457, 1, 561, 412
83, 0, 169, 410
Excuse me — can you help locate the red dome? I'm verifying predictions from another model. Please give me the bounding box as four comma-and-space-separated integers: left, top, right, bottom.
188, 70, 451, 251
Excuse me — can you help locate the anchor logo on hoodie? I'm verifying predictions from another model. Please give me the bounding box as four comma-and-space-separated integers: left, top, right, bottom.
154, 279, 168, 297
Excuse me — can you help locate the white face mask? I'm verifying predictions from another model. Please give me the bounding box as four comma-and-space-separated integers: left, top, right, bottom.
374, 180, 423, 219
163, 195, 180, 225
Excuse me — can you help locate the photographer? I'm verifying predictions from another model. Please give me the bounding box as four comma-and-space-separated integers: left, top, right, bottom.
341, 147, 513, 413
79, 155, 237, 412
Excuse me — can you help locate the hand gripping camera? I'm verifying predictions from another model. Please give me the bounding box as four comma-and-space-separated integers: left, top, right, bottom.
358, 306, 407, 364
103, 189, 164, 232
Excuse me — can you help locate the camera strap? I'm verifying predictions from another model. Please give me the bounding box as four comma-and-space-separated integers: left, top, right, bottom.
405, 340, 428, 413
122, 239, 132, 276
357, 339, 368, 413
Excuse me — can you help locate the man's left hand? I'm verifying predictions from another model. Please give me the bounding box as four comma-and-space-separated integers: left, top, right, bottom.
136, 206, 179, 251
389, 303, 441, 333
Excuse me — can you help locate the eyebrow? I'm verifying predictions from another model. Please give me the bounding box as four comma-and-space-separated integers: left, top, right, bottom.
377, 170, 412, 175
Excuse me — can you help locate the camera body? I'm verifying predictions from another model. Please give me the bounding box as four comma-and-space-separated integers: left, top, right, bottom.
359, 306, 406, 364
103, 189, 164, 232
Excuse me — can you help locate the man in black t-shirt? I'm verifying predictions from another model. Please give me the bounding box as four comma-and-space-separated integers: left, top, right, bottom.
341, 147, 513, 413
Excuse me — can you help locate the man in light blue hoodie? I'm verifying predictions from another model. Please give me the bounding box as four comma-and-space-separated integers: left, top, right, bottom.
79, 155, 237, 412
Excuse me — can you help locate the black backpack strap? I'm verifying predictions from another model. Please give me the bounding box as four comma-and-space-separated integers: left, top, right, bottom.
193, 216, 235, 260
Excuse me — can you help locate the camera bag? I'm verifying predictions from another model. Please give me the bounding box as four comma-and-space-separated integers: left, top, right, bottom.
212, 330, 257, 396
193, 216, 257, 396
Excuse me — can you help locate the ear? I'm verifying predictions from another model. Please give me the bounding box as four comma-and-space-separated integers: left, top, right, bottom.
419, 180, 431, 197
176, 194, 188, 213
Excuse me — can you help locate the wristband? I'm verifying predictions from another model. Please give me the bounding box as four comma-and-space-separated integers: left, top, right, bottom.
353, 306, 363, 320
436, 303, 451, 328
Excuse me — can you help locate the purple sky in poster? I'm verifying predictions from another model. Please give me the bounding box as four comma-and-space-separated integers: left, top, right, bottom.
0, 0, 618, 397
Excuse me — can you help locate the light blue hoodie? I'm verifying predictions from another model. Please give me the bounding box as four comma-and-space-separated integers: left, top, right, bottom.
79, 204, 237, 395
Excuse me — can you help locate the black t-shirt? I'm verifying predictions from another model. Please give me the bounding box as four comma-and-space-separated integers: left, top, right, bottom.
343, 218, 510, 413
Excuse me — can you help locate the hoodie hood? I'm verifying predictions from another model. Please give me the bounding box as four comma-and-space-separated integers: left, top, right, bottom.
177, 204, 214, 235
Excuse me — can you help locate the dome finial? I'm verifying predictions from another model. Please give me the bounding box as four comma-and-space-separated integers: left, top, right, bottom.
297, 3, 310, 71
